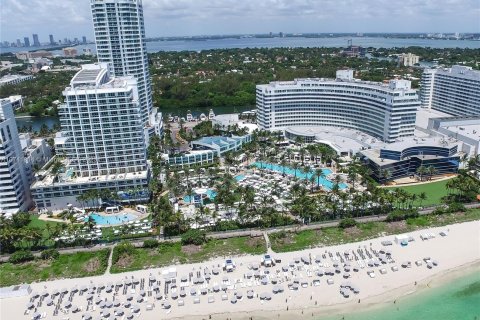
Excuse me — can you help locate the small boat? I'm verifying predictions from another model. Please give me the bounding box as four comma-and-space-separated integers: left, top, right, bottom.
173, 116, 179, 122
199, 113, 207, 121
186, 110, 193, 122
208, 109, 215, 120
168, 114, 174, 122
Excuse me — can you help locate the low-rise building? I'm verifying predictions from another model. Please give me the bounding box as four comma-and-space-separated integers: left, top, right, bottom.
63, 47, 78, 57
19, 133, 52, 184
360, 137, 460, 183
399, 53, 420, 67
163, 150, 216, 168
0, 74, 33, 87
191, 135, 252, 157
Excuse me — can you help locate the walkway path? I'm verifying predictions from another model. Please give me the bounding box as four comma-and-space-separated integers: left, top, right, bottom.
1, 203, 479, 263
381, 175, 456, 188
104, 246, 114, 275
263, 232, 274, 254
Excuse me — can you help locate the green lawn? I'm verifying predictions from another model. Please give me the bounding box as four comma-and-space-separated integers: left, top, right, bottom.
110, 236, 266, 273
385, 179, 452, 207
0, 249, 109, 287
270, 208, 480, 253
28, 215, 63, 229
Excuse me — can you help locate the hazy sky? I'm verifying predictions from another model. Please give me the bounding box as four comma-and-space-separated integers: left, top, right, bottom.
1, 0, 479, 42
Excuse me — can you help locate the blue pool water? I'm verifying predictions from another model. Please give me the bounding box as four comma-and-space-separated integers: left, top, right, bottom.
235, 174, 246, 181
85, 213, 138, 225
252, 162, 348, 190
183, 189, 217, 203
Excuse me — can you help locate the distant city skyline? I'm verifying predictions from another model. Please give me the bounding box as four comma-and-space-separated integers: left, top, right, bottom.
1, 0, 479, 43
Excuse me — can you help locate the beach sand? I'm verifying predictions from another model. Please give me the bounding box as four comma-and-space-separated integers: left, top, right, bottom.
2, 220, 479, 320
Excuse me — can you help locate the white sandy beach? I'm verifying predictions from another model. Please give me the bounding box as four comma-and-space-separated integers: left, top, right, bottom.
1, 220, 479, 320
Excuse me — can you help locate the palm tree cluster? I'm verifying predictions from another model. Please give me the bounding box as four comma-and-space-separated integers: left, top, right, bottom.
445, 174, 480, 203
76, 189, 119, 209
416, 165, 438, 182
0, 212, 80, 253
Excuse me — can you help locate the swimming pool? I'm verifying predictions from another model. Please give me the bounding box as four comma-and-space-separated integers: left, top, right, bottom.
252, 162, 348, 190
235, 174, 246, 181
85, 213, 138, 225
183, 189, 217, 203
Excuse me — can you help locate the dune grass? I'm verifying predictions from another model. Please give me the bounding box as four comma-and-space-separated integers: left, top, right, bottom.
0, 249, 109, 287
110, 236, 266, 273
270, 208, 480, 253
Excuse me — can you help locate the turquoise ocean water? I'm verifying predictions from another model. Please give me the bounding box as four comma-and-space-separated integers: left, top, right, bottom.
321, 269, 480, 320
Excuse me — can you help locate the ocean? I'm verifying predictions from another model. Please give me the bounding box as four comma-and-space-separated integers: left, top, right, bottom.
322, 268, 480, 320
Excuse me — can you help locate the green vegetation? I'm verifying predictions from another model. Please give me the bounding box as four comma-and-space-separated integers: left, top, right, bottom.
270, 208, 480, 252
27, 214, 61, 229
339, 218, 357, 229
151, 47, 417, 111
0, 249, 109, 287
0, 71, 76, 117
8, 250, 34, 264
386, 209, 420, 222
40, 249, 60, 260
386, 179, 451, 207
181, 229, 207, 245
110, 236, 266, 273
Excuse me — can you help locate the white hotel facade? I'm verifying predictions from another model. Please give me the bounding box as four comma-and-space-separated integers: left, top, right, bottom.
90, 0, 162, 140
0, 100, 32, 216
421, 65, 480, 116
256, 70, 420, 143
31, 64, 149, 210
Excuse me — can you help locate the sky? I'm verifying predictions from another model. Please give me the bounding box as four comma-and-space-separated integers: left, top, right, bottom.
1, 0, 479, 43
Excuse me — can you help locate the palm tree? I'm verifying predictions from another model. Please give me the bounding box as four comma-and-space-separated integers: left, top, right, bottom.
280, 158, 288, 176
292, 162, 300, 180
427, 166, 437, 180
416, 165, 427, 181
84, 215, 96, 230
314, 168, 325, 188
418, 192, 427, 207
309, 175, 316, 193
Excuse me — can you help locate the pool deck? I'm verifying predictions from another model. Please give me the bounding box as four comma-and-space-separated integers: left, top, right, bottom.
38, 209, 149, 227
87, 209, 149, 227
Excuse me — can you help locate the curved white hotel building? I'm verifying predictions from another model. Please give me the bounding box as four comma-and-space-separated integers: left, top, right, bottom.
256, 70, 420, 143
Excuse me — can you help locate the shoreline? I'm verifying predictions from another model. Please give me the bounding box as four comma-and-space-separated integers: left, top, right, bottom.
2, 220, 479, 320
191, 260, 480, 320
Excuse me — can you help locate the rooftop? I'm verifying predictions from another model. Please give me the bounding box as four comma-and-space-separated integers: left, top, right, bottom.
70, 63, 110, 88
31, 156, 148, 189
382, 136, 459, 152
415, 108, 451, 129
258, 77, 414, 92
434, 65, 480, 81
283, 126, 385, 154
0, 74, 32, 84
